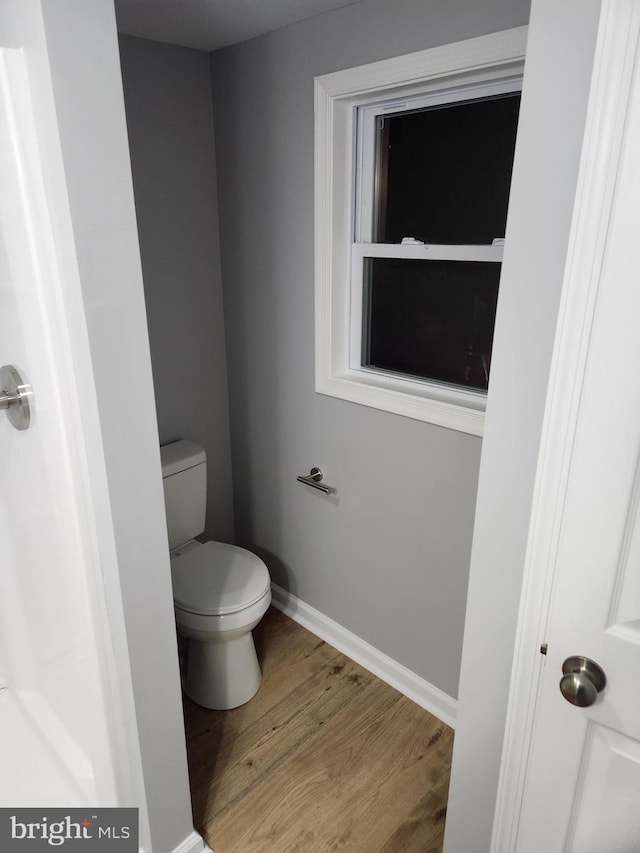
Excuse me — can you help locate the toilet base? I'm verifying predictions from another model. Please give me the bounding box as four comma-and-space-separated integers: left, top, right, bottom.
184, 630, 262, 710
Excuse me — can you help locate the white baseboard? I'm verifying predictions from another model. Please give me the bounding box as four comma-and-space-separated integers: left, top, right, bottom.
270, 583, 457, 729
170, 830, 212, 853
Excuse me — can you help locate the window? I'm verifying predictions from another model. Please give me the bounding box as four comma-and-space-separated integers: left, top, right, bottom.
355, 90, 520, 393
315, 28, 527, 435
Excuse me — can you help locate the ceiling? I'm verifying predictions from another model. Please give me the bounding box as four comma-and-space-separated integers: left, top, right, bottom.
114, 0, 365, 52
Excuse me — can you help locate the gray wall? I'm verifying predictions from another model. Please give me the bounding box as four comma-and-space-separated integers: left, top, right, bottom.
211, 0, 530, 701
444, 1, 601, 849
119, 35, 234, 543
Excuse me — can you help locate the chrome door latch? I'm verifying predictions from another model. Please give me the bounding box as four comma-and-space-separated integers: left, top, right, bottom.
0, 365, 32, 431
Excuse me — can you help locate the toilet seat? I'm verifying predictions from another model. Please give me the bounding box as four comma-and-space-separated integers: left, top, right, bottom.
171, 541, 270, 617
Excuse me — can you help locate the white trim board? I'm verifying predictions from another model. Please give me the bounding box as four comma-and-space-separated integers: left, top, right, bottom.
270, 583, 457, 729
490, 1, 640, 847
170, 831, 210, 853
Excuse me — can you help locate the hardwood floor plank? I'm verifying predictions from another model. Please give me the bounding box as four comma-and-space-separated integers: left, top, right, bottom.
190, 654, 378, 822
184, 608, 453, 853
205, 678, 400, 852
271, 696, 452, 853
379, 778, 451, 853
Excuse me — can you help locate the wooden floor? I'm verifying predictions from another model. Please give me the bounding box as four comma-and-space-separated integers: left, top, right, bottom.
183, 608, 454, 853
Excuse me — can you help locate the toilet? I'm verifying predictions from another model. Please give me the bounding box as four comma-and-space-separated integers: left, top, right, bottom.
160, 439, 271, 710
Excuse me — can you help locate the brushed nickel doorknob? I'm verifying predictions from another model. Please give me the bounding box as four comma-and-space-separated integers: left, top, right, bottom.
559, 655, 606, 707
0, 365, 32, 431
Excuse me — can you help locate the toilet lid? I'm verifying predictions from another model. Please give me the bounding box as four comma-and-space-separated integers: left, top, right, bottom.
171, 541, 270, 616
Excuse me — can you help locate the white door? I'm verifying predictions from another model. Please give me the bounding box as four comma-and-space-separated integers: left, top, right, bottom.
493, 2, 640, 849
0, 11, 145, 814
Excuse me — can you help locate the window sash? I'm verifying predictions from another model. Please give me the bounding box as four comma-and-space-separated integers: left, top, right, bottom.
351, 79, 518, 401
354, 77, 522, 244
349, 243, 503, 379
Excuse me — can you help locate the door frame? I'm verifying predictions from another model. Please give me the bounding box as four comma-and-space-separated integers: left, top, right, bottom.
0, 2, 201, 851
0, 0, 152, 839
491, 0, 640, 846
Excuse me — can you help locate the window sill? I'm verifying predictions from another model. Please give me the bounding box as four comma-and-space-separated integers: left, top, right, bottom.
316, 369, 486, 436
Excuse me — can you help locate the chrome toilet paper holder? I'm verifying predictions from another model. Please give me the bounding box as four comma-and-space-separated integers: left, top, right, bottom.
296, 467, 334, 494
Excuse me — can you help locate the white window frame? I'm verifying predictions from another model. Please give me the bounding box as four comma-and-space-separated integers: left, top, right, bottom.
314, 27, 527, 436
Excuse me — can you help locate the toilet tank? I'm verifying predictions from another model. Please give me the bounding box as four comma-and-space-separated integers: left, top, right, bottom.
160, 440, 207, 550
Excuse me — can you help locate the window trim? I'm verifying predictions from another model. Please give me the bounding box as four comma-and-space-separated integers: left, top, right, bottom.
314, 27, 527, 436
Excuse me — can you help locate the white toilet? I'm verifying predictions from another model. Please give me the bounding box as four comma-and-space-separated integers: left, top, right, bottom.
160, 439, 271, 710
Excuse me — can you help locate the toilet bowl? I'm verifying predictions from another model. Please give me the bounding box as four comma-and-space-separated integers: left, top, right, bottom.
161, 440, 272, 711
170, 539, 271, 710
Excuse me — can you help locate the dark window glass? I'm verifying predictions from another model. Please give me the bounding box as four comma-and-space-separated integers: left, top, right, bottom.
363, 258, 501, 390
375, 93, 520, 244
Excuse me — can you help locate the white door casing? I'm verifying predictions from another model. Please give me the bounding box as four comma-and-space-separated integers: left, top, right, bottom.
0, 14, 148, 834
493, 1, 640, 849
